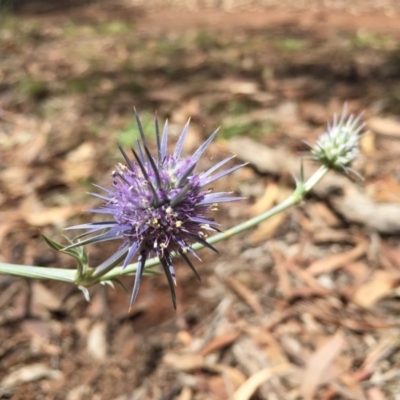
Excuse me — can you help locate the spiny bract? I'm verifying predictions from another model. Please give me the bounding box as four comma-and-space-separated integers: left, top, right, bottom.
310, 105, 365, 172
67, 112, 243, 309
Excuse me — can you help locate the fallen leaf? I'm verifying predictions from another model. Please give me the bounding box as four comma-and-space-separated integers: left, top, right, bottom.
367, 387, 386, 400
368, 116, 400, 138
360, 131, 375, 156
23, 204, 87, 227
345, 262, 371, 280
208, 375, 229, 399
163, 353, 204, 371
312, 229, 354, 244
223, 367, 247, 390
32, 282, 62, 312
249, 182, 279, 216
250, 212, 288, 243
234, 363, 295, 400
225, 276, 264, 316
301, 331, 345, 400
308, 241, 368, 276
178, 386, 192, 400
87, 321, 107, 362
352, 270, 400, 308
66, 384, 91, 400
1, 363, 62, 388
200, 331, 241, 356
368, 175, 400, 203
336, 373, 367, 400
308, 202, 341, 228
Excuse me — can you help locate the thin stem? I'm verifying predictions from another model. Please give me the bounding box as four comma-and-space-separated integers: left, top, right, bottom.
101, 165, 329, 281
0, 165, 329, 284
0, 263, 76, 282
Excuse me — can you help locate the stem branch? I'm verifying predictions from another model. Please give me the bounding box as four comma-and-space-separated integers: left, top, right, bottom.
0, 165, 329, 284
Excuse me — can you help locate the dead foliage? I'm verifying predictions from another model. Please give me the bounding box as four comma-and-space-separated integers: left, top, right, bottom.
1, 3, 400, 399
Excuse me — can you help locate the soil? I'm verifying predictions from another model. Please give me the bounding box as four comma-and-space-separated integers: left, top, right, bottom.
1, 2, 400, 399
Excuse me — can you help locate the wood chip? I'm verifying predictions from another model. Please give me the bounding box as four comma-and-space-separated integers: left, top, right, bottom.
234, 363, 295, 400
307, 240, 368, 276
200, 331, 241, 356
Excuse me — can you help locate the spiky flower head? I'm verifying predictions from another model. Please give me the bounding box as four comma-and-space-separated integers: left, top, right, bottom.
310, 106, 365, 172
68, 112, 243, 309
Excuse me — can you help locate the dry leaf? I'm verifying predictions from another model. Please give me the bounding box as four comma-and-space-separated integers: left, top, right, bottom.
163, 353, 204, 371
368, 117, 400, 138
367, 387, 386, 400
225, 276, 264, 316
308, 241, 368, 276
87, 321, 107, 362
23, 204, 87, 227
234, 363, 295, 400
301, 331, 345, 400
308, 202, 341, 228
353, 270, 400, 308
335, 373, 367, 400
200, 331, 241, 356
249, 182, 279, 216
223, 367, 247, 390
250, 212, 288, 243
0, 167, 31, 197
1, 363, 62, 388
368, 176, 400, 203
32, 282, 62, 312
178, 386, 193, 400
208, 375, 229, 399
312, 229, 354, 244
360, 131, 375, 156
360, 333, 399, 373
345, 262, 371, 280
66, 384, 91, 400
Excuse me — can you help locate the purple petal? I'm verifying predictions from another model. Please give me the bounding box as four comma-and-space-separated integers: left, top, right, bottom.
201, 155, 236, 178
191, 128, 219, 162
189, 216, 218, 226
65, 221, 117, 230
160, 119, 169, 161
200, 163, 246, 187
160, 254, 177, 309
95, 244, 130, 275
155, 113, 162, 162
129, 251, 146, 308
179, 250, 200, 281
174, 118, 191, 159
122, 242, 140, 269
134, 109, 148, 146
199, 196, 242, 205
66, 231, 123, 250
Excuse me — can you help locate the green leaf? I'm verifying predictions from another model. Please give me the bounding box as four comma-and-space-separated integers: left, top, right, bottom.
42, 234, 65, 251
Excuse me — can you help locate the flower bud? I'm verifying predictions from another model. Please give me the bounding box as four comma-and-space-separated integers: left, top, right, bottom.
311, 106, 365, 172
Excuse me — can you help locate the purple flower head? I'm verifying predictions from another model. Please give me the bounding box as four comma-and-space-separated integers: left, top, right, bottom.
67, 111, 243, 309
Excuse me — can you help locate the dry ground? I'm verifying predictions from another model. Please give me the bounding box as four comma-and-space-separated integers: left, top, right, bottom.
1, 2, 400, 399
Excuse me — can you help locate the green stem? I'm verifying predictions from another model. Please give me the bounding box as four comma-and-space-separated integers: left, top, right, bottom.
0, 263, 76, 282
101, 165, 329, 281
0, 165, 329, 284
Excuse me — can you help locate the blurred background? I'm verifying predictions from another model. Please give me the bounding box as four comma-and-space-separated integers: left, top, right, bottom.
1, 1, 400, 399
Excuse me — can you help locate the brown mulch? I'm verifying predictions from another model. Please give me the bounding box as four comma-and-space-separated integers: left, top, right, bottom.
1, 3, 400, 399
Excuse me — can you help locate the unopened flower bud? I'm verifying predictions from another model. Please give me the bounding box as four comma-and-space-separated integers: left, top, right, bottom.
311, 106, 365, 172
